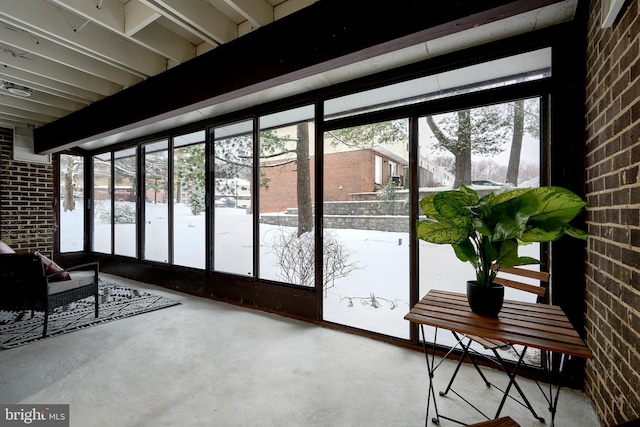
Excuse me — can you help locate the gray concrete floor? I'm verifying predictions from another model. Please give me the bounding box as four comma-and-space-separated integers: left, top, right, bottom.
1, 274, 600, 427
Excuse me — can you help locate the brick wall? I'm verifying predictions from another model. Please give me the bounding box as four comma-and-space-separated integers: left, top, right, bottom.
584, 1, 640, 424
323, 149, 376, 201
0, 127, 55, 254
259, 158, 316, 213
259, 148, 400, 213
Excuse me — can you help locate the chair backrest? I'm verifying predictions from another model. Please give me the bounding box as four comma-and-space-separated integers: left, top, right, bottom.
0, 254, 48, 310
491, 265, 549, 299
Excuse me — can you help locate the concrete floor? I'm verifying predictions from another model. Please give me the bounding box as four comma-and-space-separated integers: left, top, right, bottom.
1, 274, 600, 427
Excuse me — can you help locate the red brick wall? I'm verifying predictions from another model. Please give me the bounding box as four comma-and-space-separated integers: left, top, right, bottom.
259, 148, 399, 213
0, 127, 55, 254
259, 158, 315, 213
323, 149, 377, 202
584, 1, 640, 424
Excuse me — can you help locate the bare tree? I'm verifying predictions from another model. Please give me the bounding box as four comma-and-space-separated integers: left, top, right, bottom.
426, 105, 510, 187
472, 159, 504, 182
145, 152, 168, 204
175, 144, 206, 215
506, 99, 525, 185
269, 229, 360, 294
61, 155, 81, 212
506, 98, 540, 185
295, 123, 312, 236
213, 120, 407, 236
430, 155, 456, 174
326, 120, 408, 149
427, 100, 540, 188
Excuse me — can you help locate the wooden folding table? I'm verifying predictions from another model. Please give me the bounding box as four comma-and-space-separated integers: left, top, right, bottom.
405, 290, 592, 426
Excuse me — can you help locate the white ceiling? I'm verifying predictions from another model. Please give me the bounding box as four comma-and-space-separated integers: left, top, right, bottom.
0, 0, 578, 152
0, 0, 315, 129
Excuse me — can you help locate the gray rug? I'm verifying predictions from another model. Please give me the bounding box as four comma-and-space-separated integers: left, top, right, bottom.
0, 280, 181, 349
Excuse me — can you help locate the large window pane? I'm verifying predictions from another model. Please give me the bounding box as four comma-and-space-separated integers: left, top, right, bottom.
322, 119, 410, 338
174, 130, 206, 269
92, 153, 111, 253
144, 140, 169, 262
114, 148, 137, 257
417, 97, 542, 361
212, 120, 254, 275
59, 154, 84, 252
259, 106, 315, 285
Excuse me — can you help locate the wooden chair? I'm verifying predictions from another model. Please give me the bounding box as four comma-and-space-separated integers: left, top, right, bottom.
439, 266, 550, 422
0, 254, 99, 337
468, 416, 520, 427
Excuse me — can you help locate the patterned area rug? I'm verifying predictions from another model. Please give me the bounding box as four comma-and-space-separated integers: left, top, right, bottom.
0, 280, 181, 349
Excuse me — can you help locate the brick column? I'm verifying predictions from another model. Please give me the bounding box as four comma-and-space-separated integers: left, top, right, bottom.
0, 126, 55, 254
584, 0, 640, 424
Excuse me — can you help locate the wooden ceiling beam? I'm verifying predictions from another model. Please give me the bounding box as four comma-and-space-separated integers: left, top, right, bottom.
34, 0, 568, 153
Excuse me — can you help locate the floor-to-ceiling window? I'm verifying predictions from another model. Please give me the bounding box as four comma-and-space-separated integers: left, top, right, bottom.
319, 48, 549, 341
258, 105, 315, 285
211, 119, 254, 276
92, 153, 112, 253
71, 44, 554, 355
321, 120, 410, 338
417, 98, 543, 362
173, 130, 206, 269
59, 154, 84, 252
417, 98, 542, 302
114, 147, 137, 257
143, 140, 169, 263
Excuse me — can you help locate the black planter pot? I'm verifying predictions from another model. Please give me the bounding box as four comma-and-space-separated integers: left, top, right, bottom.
466, 281, 505, 317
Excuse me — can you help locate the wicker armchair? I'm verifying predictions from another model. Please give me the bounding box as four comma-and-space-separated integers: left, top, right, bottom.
0, 254, 99, 337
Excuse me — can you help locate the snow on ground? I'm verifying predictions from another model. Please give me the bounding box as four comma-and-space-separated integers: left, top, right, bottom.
61, 200, 540, 361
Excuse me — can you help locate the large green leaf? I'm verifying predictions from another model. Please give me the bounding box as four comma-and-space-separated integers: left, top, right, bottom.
481, 238, 498, 263
433, 190, 478, 219
564, 224, 589, 240
478, 191, 496, 205
528, 207, 585, 232
495, 240, 540, 268
416, 216, 471, 244
495, 239, 519, 268
472, 217, 491, 236
452, 239, 477, 265
487, 187, 532, 207
470, 199, 492, 222
459, 183, 479, 198
482, 190, 527, 232
520, 227, 564, 242
516, 187, 587, 228
492, 206, 537, 241
419, 194, 440, 219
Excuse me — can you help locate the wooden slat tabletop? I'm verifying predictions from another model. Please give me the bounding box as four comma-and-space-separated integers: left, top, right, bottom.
405, 290, 593, 359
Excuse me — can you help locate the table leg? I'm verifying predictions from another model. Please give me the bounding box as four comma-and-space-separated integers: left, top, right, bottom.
536, 352, 570, 427
492, 347, 545, 422
440, 332, 492, 394
420, 325, 442, 426
420, 328, 491, 425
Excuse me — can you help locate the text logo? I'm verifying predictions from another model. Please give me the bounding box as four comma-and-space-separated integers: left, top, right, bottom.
1, 405, 69, 427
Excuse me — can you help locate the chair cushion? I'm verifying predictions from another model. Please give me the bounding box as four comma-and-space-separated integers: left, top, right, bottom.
48, 270, 95, 294
36, 251, 71, 281
0, 240, 15, 254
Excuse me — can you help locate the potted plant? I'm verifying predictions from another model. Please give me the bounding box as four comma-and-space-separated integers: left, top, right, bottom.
416, 184, 587, 316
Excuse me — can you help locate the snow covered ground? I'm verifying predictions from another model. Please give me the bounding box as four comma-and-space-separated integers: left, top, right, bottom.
61, 200, 540, 361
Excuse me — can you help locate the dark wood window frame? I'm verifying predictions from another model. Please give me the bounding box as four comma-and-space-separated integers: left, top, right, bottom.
55, 21, 586, 385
